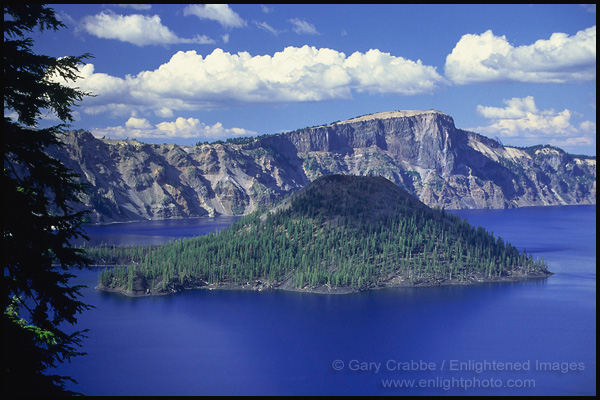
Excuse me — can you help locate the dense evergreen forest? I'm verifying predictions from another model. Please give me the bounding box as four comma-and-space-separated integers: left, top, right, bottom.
89, 175, 550, 295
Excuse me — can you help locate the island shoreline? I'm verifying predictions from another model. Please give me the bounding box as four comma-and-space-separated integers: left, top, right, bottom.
95, 270, 553, 297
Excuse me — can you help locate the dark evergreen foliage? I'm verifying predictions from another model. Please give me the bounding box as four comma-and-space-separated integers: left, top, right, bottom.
92, 175, 549, 294
4, 4, 92, 395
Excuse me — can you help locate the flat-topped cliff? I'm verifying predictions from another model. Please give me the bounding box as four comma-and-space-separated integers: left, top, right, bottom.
47, 110, 595, 223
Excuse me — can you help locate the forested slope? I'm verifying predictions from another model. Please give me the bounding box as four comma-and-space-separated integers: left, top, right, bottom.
91, 175, 551, 296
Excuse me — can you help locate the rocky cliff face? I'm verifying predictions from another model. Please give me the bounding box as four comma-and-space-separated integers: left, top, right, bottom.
47, 110, 596, 223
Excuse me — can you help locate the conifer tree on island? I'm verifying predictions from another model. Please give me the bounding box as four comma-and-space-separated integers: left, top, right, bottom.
3, 4, 93, 395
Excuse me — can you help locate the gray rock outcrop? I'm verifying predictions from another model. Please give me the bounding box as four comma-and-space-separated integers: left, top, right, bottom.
47, 110, 596, 223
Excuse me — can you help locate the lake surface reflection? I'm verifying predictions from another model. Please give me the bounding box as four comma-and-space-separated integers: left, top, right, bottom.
55, 206, 595, 396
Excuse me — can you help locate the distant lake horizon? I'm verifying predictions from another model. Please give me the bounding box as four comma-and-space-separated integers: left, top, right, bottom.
76, 215, 242, 247
55, 205, 596, 396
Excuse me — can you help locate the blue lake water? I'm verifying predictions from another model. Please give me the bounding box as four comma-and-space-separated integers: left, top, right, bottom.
54, 205, 596, 396
75, 216, 241, 246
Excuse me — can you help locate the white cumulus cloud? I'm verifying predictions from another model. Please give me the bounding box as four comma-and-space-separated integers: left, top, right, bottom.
183, 4, 246, 29
472, 97, 597, 153
81, 11, 215, 46
95, 117, 257, 141
115, 4, 152, 11
476, 96, 541, 120
445, 26, 596, 84
60, 46, 447, 118
483, 109, 575, 137
550, 136, 594, 148
125, 116, 153, 129
472, 96, 597, 155
474, 97, 578, 137
579, 120, 596, 133
289, 18, 319, 35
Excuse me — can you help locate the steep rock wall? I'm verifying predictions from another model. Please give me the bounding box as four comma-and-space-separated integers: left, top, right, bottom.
48, 110, 596, 222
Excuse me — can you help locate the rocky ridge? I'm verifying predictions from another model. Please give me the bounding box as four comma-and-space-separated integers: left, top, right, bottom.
48, 110, 596, 223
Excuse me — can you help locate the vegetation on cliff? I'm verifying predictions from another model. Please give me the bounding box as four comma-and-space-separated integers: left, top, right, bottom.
91, 175, 550, 295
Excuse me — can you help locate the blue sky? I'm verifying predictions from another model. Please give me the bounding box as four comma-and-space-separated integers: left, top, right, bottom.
26, 4, 597, 155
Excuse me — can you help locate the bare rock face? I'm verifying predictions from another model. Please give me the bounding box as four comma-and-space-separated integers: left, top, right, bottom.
48, 131, 310, 222
285, 110, 595, 210
48, 110, 596, 223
